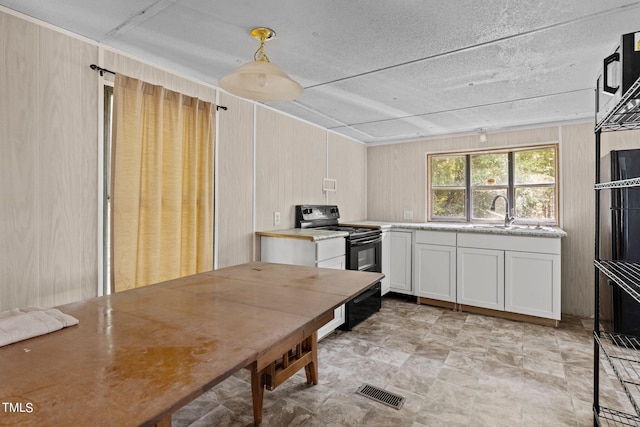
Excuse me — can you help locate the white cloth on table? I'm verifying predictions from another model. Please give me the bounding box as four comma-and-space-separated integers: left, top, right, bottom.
0, 307, 79, 347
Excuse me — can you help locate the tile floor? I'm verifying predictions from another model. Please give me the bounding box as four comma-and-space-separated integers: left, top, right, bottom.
172, 295, 627, 426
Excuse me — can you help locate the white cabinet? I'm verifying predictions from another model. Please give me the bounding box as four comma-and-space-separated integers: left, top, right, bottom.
389, 230, 413, 294
260, 236, 345, 268
316, 255, 346, 339
317, 255, 346, 270
414, 231, 456, 303
455, 232, 561, 321
457, 247, 505, 310
260, 236, 346, 339
380, 230, 391, 296
505, 250, 561, 319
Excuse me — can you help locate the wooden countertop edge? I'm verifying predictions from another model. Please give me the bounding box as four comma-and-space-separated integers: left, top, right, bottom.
255, 231, 316, 241
255, 230, 349, 241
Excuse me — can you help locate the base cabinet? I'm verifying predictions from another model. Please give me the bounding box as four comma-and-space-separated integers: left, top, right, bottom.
389, 230, 413, 294
316, 255, 347, 339
260, 236, 346, 339
416, 230, 562, 323
455, 232, 561, 321
505, 250, 560, 319
414, 231, 456, 302
380, 230, 391, 296
457, 247, 505, 311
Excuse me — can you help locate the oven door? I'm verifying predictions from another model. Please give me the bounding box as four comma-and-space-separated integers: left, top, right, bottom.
347, 235, 382, 272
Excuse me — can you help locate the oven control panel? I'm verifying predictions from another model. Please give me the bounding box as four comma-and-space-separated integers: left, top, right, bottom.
295, 205, 340, 228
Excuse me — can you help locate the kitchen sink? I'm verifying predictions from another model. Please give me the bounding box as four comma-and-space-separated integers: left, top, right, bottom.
467, 224, 519, 229
467, 224, 554, 232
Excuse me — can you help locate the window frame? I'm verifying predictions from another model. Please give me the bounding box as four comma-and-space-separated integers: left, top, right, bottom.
427, 144, 559, 225
102, 84, 113, 296
429, 154, 468, 221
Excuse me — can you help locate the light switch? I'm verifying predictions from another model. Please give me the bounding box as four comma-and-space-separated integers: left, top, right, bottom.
403, 210, 413, 220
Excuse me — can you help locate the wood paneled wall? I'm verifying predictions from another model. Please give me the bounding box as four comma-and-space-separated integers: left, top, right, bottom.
0, 12, 98, 310
328, 133, 367, 222
560, 124, 596, 318
254, 106, 328, 232
216, 93, 254, 268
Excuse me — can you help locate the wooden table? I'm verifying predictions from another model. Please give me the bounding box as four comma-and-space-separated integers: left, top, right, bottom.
0, 262, 383, 426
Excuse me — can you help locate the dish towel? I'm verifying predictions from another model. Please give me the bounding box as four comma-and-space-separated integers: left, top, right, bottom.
0, 307, 79, 347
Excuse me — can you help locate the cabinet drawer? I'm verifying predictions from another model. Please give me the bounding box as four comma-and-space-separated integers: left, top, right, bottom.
457, 232, 560, 254
316, 237, 346, 261
415, 230, 456, 246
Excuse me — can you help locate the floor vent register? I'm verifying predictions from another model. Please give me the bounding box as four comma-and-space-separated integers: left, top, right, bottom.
356, 383, 405, 410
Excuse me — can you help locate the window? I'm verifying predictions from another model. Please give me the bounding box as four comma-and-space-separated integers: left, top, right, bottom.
428, 145, 558, 225
431, 155, 466, 220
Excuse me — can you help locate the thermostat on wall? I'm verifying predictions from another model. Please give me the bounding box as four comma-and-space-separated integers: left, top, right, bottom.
323, 178, 337, 192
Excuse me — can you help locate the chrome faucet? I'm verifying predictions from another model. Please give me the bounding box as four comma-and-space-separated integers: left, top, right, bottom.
490, 195, 514, 227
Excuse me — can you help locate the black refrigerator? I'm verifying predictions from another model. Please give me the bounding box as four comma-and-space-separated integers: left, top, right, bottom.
611, 149, 640, 337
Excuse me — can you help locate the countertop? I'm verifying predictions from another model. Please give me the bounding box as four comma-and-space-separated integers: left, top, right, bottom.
256, 221, 567, 240
342, 221, 567, 238
256, 228, 349, 242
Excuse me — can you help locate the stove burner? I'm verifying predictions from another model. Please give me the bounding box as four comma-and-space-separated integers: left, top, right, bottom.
318, 225, 380, 240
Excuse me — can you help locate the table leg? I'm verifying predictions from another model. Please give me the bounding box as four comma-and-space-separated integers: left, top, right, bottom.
248, 325, 326, 425
304, 332, 318, 385
250, 367, 265, 426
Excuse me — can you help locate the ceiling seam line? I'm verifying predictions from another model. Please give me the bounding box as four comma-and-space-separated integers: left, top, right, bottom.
326, 87, 593, 129
304, 1, 640, 90
103, 0, 180, 41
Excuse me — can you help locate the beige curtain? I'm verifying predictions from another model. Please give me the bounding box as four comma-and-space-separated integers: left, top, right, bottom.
111, 75, 214, 292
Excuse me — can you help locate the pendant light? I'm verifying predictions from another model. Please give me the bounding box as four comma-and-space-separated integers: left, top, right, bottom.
219, 27, 303, 101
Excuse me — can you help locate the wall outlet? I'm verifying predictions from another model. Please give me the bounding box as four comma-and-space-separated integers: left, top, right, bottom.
403, 210, 413, 220
274, 211, 281, 226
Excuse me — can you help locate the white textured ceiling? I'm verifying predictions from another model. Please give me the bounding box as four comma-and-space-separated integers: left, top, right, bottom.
2, 0, 639, 143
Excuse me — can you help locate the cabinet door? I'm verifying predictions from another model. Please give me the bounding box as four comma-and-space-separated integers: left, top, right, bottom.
316, 238, 346, 262
316, 255, 346, 339
505, 251, 560, 320
389, 231, 413, 294
260, 236, 315, 266
380, 231, 391, 296
457, 247, 504, 310
317, 255, 346, 270
415, 244, 456, 302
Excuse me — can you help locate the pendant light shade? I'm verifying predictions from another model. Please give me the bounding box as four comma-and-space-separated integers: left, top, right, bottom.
219, 60, 302, 101
219, 27, 303, 101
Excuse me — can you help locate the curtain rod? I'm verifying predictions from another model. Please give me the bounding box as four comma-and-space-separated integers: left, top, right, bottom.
90, 64, 115, 76
89, 64, 228, 111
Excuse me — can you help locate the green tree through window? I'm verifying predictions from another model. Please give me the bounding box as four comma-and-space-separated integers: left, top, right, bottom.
429, 146, 558, 224
431, 155, 466, 219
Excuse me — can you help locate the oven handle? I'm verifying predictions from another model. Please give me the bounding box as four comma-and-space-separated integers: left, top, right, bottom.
352, 285, 380, 304
350, 236, 382, 247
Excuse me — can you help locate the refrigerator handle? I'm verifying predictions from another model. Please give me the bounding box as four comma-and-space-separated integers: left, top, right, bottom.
603, 52, 620, 94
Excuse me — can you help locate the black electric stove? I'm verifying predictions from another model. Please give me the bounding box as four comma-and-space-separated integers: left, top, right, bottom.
295, 205, 382, 330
